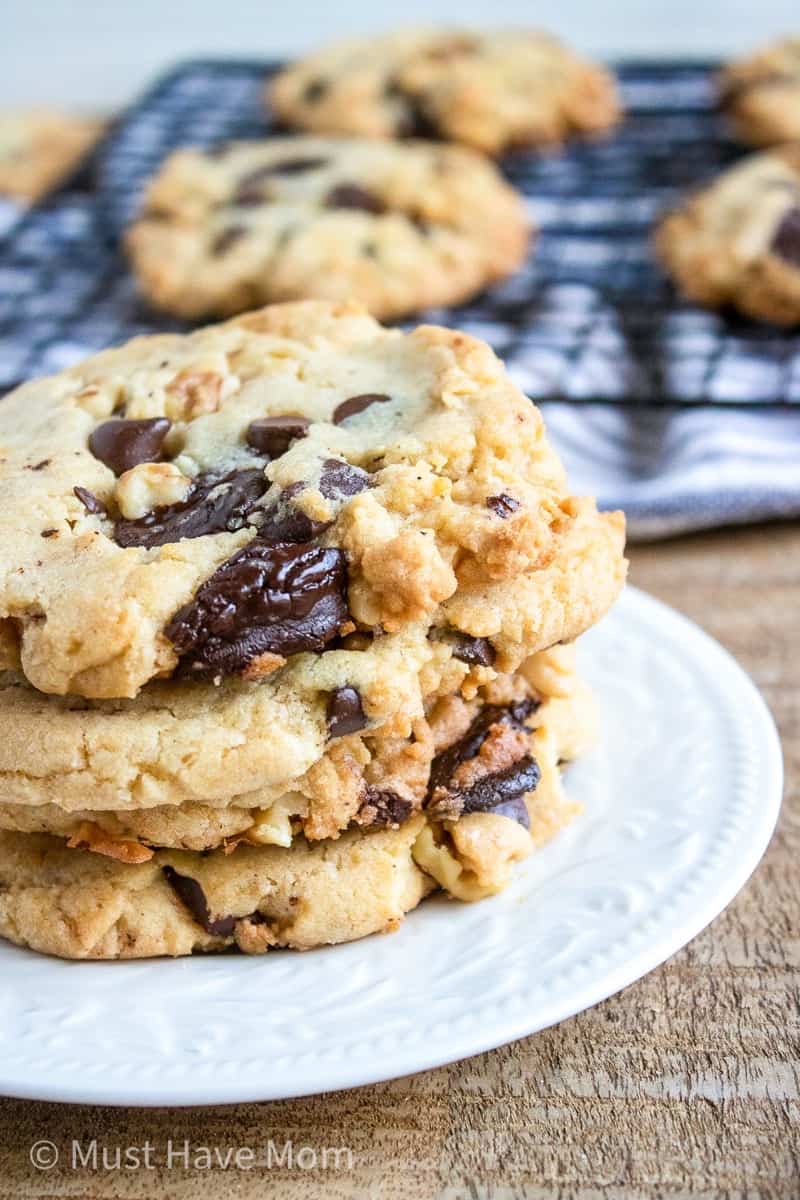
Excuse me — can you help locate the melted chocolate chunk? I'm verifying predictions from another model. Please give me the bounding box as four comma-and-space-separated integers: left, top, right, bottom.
318, 458, 370, 499
771, 206, 800, 267
257, 482, 329, 543
447, 633, 496, 667
458, 757, 540, 821
359, 788, 415, 828
114, 468, 267, 549
40, 528, 57, 538
428, 698, 540, 799
246, 415, 311, 458
73, 486, 107, 515
232, 187, 269, 207
327, 685, 368, 738
89, 418, 171, 476
304, 77, 329, 104
165, 539, 349, 676
486, 493, 520, 518
388, 88, 441, 140
487, 795, 531, 830
163, 866, 236, 937
325, 184, 386, 214
238, 157, 329, 187
212, 226, 246, 255
333, 394, 391, 424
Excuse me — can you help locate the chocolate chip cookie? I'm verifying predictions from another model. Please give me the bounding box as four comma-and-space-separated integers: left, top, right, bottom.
0, 660, 595, 958
655, 148, 800, 325
0, 643, 590, 855
126, 137, 529, 320
0, 301, 625, 699
718, 37, 800, 147
268, 28, 621, 156
0, 109, 103, 203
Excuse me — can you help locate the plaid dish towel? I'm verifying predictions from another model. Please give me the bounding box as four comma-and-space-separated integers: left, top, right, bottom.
539, 402, 800, 539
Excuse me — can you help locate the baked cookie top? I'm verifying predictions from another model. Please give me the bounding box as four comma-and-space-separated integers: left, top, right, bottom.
126, 136, 528, 320
0, 301, 625, 700
268, 28, 621, 156
718, 37, 800, 147
0, 109, 103, 203
655, 148, 800, 325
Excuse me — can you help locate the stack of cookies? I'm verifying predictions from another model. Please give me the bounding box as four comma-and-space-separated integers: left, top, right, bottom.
0, 301, 625, 959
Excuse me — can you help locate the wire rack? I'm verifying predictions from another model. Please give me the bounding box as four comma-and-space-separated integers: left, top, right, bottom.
1, 58, 798, 404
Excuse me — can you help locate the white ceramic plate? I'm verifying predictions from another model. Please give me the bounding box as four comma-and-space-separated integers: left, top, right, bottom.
0, 586, 782, 1106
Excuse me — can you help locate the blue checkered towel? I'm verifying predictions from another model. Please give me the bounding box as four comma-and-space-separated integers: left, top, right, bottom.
539, 403, 800, 539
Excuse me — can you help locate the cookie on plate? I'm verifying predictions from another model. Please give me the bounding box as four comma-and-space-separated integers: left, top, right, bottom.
655, 148, 800, 325
718, 37, 800, 146
0, 109, 103, 203
0, 659, 595, 959
0, 642, 593, 853
0, 301, 625, 699
126, 137, 529, 319
268, 28, 621, 156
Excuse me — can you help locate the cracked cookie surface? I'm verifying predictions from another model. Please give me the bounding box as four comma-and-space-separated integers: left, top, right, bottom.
718, 37, 800, 147
655, 148, 800, 325
269, 28, 620, 156
126, 137, 528, 319
0, 301, 625, 699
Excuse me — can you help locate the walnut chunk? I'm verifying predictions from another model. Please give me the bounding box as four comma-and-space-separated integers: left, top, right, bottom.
115, 462, 192, 520
165, 362, 240, 421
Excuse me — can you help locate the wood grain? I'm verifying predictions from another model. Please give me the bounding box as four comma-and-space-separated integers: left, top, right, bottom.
1, 523, 797, 1200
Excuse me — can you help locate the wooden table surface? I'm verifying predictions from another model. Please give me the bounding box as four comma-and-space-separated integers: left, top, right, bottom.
1, 523, 797, 1200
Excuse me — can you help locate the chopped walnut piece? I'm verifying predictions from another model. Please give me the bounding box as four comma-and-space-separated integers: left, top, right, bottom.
115, 461, 192, 519
66, 822, 154, 864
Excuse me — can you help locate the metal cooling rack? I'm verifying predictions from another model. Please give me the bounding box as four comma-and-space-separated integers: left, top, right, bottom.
1, 58, 798, 404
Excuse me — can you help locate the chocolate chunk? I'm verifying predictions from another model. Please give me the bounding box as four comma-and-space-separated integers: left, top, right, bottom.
491, 796, 531, 830
114, 468, 267, 549
238, 157, 329, 186
333, 394, 391, 424
232, 187, 269, 207
486, 493, 520, 518
163, 866, 236, 937
318, 458, 370, 499
771, 206, 800, 267
73, 485, 107, 515
165, 539, 349, 677
257, 482, 329, 543
390, 91, 441, 140
359, 788, 415, 828
40, 528, 57, 538
447, 633, 496, 667
303, 77, 328, 104
212, 226, 246, 255
31, 459, 50, 471
428, 697, 539, 798
88, 418, 171, 475
458, 756, 540, 821
325, 184, 386, 214
246, 415, 311, 458
327, 685, 367, 738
